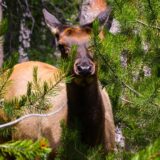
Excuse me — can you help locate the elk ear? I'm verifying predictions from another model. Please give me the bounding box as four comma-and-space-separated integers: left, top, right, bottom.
79, 0, 112, 29
43, 9, 61, 35
97, 6, 112, 29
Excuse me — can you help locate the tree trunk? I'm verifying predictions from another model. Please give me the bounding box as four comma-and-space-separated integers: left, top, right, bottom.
18, 10, 30, 63
0, 0, 4, 67
18, 0, 34, 63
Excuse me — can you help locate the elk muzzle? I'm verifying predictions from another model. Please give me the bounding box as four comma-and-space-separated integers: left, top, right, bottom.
74, 57, 95, 76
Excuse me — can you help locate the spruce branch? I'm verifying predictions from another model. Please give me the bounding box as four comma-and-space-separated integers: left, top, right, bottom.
146, 0, 155, 16
97, 48, 160, 108
87, 146, 103, 160
135, 20, 160, 31
131, 139, 160, 160
0, 139, 51, 159
0, 68, 13, 98
74, 144, 88, 160
122, 82, 143, 97
92, 23, 150, 98
95, 47, 143, 97
28, 72, 65, 108
15, 66, 67, 115
143, 82, 160, 108
120, 97, 133, 104
114, 0, 122, 11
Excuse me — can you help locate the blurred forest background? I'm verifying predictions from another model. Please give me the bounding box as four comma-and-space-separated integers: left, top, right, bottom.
0, 0, 160, 159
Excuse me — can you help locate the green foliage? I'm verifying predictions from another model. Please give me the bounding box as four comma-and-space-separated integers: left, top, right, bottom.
0, 139, 51, 160
131, 139, 160, 160
0, 69, 13, 137
95, 0, 160, 154
0, 19, 8, 36
88, 0, 160, 157
58, 45, 77, 77
29, 48, 57, 65
49, 0, 80, 23
2, 53, 19, 69
0, 68, 13, 100
55, 122, 105, 160
103, 139, 160, 160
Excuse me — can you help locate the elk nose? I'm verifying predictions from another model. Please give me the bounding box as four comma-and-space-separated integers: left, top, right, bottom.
77, 64, 92, 76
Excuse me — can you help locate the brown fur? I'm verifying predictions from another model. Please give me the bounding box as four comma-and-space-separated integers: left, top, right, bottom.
67, 76, 115, 151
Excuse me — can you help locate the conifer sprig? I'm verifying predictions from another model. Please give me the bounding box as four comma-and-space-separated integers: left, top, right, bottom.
0, 139, 51, 160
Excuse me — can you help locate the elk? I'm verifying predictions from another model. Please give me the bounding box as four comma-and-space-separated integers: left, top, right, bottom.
0, 0, 115, 158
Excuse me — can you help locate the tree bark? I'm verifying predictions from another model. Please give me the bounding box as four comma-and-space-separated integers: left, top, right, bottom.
18, 0, 35, 63
0, 0, 4, 67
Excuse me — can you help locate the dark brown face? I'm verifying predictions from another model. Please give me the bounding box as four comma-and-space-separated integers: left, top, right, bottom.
57, 26, 96, 77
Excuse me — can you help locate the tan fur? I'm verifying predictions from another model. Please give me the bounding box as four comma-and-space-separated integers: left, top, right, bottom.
2, 61, 68, 155
89, 0, 107, 12
5, 61, 60, 100
101, 87, 115, 150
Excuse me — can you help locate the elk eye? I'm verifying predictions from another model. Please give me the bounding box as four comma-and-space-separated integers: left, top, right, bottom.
58, 44, 70, 55
58, 44, 65, 53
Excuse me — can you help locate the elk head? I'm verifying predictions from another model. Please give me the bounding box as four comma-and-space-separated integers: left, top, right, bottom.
43, 0, 112, 84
